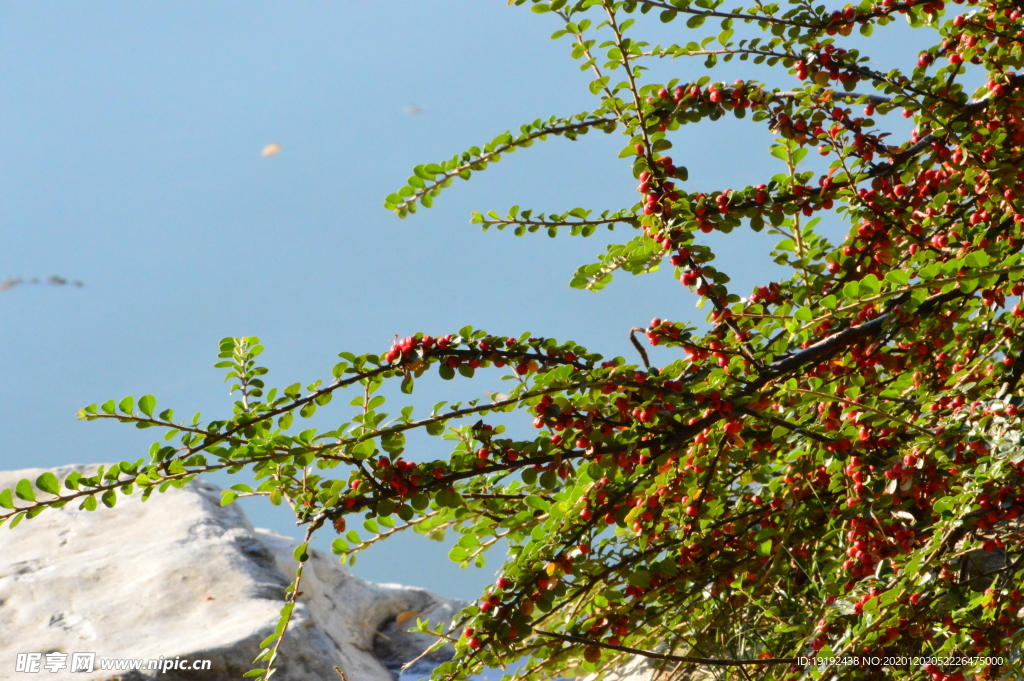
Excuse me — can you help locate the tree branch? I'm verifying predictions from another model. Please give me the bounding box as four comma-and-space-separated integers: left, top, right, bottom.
534, 630, 797, 666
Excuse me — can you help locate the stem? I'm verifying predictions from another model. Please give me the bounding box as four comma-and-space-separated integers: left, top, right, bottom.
787, 388, 933, 436
602, 3, 655, 164
535, 630, 798, 666
260, 513, 326, 679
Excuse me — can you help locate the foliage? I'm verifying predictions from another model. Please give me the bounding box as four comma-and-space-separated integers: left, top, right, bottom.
5, 0, 1024, 680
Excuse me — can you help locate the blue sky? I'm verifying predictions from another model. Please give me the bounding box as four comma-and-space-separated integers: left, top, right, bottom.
1, 2, 933, 600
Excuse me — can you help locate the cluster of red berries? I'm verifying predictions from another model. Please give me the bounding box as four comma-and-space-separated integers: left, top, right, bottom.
369, 456, 428, 497
383, 333, 589, 381
583, 612, 630, 647
749, 282, 783, 305
799, 41, 860, 84
647, 81, 760, 114
642, 317, 690, 348
383, 334, 451, 364
636, 159, 680, 217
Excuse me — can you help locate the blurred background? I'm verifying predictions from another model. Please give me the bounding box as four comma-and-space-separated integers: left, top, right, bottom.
1, 1, 930, 601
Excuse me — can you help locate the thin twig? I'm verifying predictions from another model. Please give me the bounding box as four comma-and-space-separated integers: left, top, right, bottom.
535, 630, 797, 666
630, 328, 652, 369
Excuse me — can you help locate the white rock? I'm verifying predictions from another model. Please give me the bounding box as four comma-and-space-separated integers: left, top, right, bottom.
0, 464, 465, 681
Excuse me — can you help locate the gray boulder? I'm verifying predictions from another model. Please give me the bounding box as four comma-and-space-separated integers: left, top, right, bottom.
0, 464, 465, 681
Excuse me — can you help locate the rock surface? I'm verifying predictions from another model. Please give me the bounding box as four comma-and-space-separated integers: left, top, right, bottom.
0, 464, 465, 681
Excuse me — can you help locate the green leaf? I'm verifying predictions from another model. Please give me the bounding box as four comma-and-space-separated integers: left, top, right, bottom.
381, 432, 406, 455
627, 570, 651, 587
15, 479, 35, 502
964, 251, 990, 268
35, 472, 60, 495
756, 539, 772, 557
794, 306, 813, 322
884, 270, 909, 287
138, 395, 157, 417
618, 143, 639, 158
119, 396, 135, 415
525, 496, 550, 511
293, 543, 310, 562
0, 488, 14, 509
